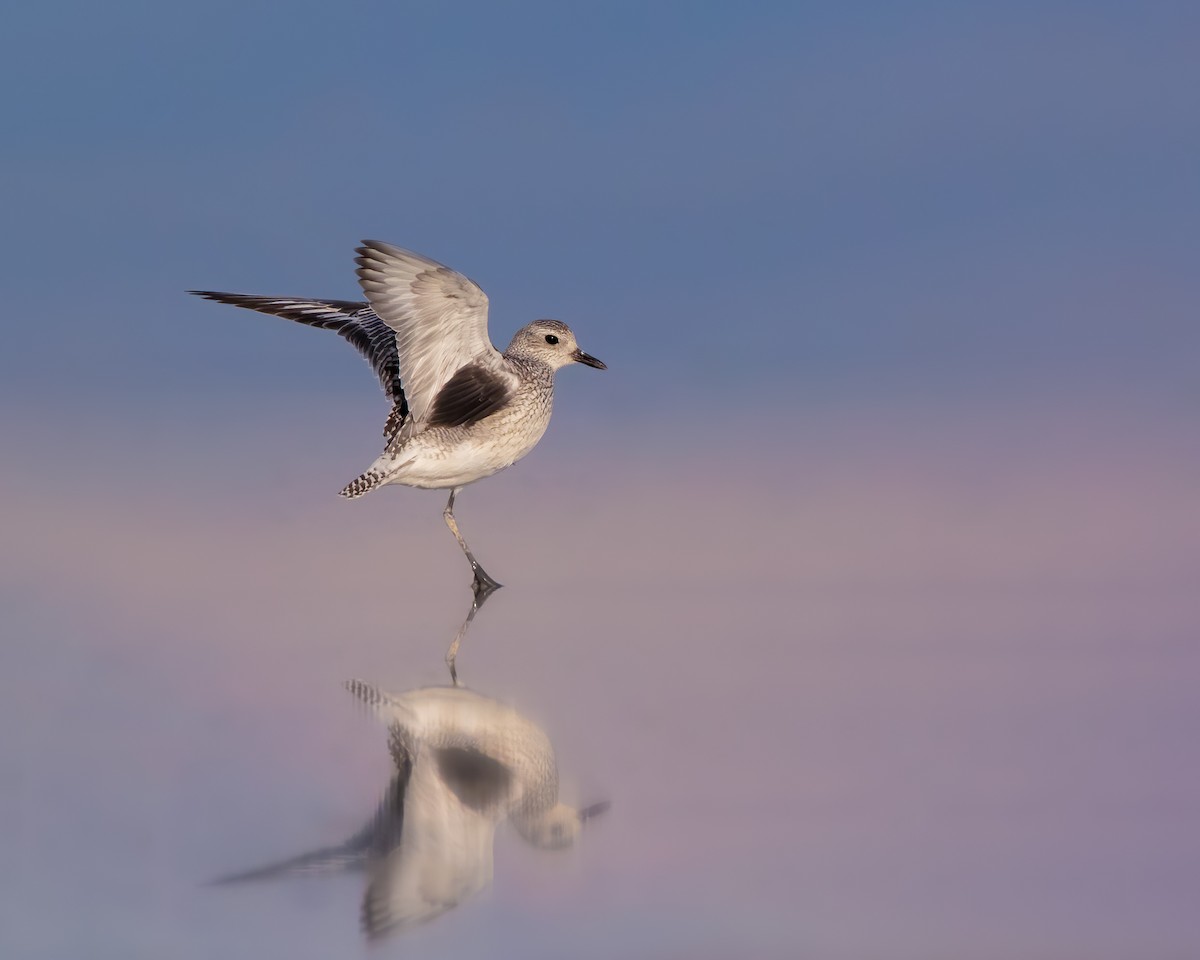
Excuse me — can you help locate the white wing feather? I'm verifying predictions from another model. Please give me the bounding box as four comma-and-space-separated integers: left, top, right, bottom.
354, 241, 512, 433
361, 754, 497, 938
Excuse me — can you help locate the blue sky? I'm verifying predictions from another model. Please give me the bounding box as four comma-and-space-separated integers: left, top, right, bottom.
3, 1, 1197, 424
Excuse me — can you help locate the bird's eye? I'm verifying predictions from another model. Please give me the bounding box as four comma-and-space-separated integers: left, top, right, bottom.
544, 334, 559, 345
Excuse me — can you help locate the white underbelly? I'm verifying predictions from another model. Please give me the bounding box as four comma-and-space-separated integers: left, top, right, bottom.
381, 421, 548, 490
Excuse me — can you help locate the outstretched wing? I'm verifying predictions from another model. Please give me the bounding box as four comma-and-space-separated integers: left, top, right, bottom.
188, 291, 409, 440
354, 242, 516, 435
209, 770, 410, 885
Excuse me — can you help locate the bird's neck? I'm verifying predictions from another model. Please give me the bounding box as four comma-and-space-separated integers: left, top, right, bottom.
504, 353, 557, 384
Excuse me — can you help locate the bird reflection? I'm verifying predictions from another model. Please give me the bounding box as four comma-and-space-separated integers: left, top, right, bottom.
212, 677, 609, 940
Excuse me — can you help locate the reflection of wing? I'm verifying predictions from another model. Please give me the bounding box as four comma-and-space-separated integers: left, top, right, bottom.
210, 769, 409, 884
360, 750, 502, 939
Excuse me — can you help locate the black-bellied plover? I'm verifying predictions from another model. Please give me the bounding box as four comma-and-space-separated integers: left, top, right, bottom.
212, 681, 609, 939
191, 241, 605, 594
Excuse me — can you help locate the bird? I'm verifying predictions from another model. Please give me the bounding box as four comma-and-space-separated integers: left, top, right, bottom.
190, 241, 606, 595
211, 681, 610, 941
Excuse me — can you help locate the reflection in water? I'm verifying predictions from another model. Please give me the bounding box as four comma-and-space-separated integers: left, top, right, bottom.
445, 577, 499, 685
213, 677, 609, 940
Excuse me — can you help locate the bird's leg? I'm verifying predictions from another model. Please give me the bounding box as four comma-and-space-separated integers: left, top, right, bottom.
444, 579, 499, 686
443, 487, 503, 598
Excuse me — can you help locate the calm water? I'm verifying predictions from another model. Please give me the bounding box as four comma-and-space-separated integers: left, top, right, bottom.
4, 409, 1199, 958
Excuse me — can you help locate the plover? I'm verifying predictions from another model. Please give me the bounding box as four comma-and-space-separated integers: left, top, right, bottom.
191, 241, 606, 594
212, 682, 609, 940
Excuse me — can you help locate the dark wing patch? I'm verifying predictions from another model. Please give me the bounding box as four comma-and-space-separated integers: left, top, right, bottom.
189, 291, 409, 436
425, 362, 513, 428
434, 746, 514, 813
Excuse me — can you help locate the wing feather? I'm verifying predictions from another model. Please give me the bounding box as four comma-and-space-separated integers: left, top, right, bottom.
360, 758, 496, 939
354, 242, 514, 435
189, 291, 408, 438
425, 362, 515, 428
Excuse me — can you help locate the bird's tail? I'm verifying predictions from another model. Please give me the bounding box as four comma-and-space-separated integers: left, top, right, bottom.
339, 469, 388, 499
344, 679, 413, 723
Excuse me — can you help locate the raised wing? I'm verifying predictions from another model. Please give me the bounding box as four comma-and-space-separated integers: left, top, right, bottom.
354, 241, 515, 434
188, 291, 409, 440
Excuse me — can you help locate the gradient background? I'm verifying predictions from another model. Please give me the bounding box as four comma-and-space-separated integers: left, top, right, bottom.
3, 2, 1199, 958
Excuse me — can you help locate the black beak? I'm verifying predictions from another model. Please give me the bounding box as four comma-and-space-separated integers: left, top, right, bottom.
573, 349, 607, 370
579, 800, 611, 822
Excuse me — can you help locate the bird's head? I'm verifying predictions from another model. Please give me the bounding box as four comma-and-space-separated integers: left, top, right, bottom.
513, 799, 611, 850
509, 320, 606, 372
